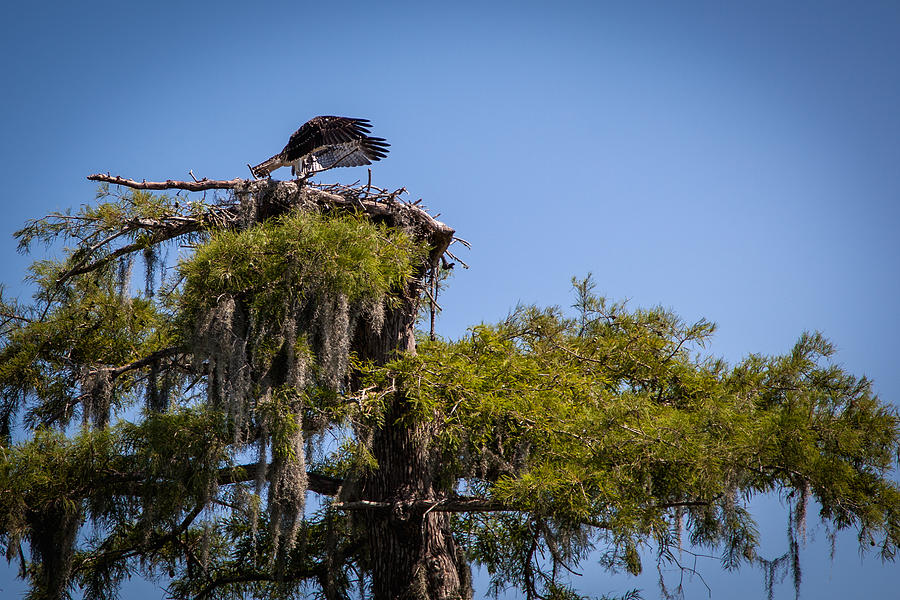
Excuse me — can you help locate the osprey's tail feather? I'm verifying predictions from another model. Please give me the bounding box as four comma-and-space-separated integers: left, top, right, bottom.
251, 154, 285, 178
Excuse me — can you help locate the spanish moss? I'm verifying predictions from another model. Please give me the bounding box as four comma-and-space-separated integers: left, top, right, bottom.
80, 366, 112, 429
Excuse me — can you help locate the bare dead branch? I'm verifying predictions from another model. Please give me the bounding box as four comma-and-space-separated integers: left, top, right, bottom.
452, 236, 471, 249
445, 249, 469, 269
87, 173, 245, 191
422, 283, 442, 313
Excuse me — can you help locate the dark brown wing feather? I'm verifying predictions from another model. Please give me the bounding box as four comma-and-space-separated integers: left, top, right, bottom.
253, 116, 389, 178
281, 116, 375, 162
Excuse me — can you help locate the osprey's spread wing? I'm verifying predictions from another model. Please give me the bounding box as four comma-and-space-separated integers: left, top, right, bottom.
252, 116, 390, 179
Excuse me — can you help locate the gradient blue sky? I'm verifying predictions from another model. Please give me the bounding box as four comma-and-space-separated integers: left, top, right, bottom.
1, 1, 899, 598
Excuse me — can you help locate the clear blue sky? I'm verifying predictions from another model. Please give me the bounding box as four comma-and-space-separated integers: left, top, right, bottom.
1, 1, 898, 598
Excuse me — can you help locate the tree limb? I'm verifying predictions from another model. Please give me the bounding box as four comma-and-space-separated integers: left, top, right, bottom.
219, 463, 342, 496
55, 220, 204, 285
87, 173, 245, 191
329, 497, 508, 513
107, 347, 184, 378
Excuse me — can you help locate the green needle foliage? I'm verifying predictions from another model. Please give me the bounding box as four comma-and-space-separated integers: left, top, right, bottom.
364, 281, 900, 597
0, 183, 898, 600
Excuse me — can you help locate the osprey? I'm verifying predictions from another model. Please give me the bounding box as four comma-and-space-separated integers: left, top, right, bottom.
251, 116, 390, 179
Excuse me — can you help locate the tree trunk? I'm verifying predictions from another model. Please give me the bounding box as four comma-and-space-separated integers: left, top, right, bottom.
353, 268, 471, 600
365, 398, 471, 600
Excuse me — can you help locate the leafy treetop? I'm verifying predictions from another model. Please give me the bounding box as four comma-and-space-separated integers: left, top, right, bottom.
0, 183, 897, 600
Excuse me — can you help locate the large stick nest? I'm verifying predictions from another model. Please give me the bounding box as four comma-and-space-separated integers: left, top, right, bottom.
85, 174, 456, 267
